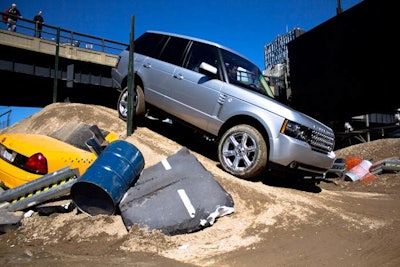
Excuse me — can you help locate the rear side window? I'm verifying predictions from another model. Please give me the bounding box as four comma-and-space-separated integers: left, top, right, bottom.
158, 36, 189, 66
134, 32, 167, 58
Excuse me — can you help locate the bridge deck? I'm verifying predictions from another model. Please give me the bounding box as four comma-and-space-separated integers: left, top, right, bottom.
0, 29, 119, 67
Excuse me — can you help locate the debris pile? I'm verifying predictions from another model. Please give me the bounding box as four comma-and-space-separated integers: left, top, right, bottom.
328, 156, 400, 183
0, 146, 234, 236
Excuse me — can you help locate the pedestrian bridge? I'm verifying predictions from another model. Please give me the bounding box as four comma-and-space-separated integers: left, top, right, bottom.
0, 29, 120, 67
0, 15, 128, 108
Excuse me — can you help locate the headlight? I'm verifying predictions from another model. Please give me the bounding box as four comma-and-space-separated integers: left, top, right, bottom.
280, 119, 335, 154
280, 120, 310, 142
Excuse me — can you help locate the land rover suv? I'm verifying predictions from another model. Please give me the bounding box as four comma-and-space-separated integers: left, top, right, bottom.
111, 30, 336, 179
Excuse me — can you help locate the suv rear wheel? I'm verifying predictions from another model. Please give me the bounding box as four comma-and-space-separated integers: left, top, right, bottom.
117, 85, 146, 121
218, 124, 268, 179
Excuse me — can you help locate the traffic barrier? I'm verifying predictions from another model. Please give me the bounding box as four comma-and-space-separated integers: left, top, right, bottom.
0, 167, 80, 212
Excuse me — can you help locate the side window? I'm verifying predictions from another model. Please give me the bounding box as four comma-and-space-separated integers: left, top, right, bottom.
184, 41, 219, 76
134, 32, 167, 58
158, 36, 189, 66
184, 42, 222, 80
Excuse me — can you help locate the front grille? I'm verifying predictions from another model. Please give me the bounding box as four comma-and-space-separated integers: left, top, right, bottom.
309, 127, 335, 154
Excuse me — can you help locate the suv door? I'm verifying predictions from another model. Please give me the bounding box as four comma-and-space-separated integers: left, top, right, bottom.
137, 35, 188, 110
163, 41, 225, 133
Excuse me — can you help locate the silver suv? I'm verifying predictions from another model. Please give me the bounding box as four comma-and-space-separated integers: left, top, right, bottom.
111, 30, 336, 179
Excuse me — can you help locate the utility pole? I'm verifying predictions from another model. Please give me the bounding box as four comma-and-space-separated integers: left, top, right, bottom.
126, 16, 136, 136
336, 0, 343, 15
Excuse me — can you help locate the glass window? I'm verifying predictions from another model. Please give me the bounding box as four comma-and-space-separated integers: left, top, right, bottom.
134, 32, 167, 58
158, 36, 189, 66
185, 41, 218, 71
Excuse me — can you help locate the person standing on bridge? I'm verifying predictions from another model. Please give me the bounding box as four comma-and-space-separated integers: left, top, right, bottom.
6, 3, 22, 32
33, 10, 44, 38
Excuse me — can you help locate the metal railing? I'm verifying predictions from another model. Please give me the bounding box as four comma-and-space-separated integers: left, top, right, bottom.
1, 12, 128, 55
0, 109, 11, 130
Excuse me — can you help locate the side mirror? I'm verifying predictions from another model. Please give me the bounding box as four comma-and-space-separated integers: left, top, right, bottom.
199, 62, 218, 79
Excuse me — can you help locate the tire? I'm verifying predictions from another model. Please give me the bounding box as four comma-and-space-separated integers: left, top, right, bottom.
218, 124, 268, 179
117, 85, 146, 122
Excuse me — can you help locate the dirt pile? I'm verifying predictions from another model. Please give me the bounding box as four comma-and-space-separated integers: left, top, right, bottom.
0, 103, 399, 267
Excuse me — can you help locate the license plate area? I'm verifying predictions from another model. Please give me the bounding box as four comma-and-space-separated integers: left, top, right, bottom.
1, 147, 16, 162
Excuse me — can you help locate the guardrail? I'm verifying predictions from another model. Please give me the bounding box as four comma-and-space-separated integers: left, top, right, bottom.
0, 109, 11, 130
1, 12, 128, 55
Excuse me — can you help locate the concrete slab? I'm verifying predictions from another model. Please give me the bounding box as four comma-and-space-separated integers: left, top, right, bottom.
0, 207, 24, 233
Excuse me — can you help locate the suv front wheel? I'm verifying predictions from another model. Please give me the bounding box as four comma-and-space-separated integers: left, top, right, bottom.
117, 85, 146, 121
218, 124, 268, 179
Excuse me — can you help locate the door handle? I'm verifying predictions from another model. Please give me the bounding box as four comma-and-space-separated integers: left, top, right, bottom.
173, 73, 184, 80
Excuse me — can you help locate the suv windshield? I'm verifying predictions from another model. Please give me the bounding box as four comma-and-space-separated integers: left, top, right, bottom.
221, 49, 274, 98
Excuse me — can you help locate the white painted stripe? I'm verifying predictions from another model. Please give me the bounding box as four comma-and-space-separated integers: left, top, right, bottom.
161, 159, 171, 170
177, 189, 195, 218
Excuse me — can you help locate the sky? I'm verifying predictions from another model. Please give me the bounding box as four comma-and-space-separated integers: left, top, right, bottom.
0, 0, 362, 127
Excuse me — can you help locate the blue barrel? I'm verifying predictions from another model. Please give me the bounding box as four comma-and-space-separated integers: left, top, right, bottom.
71, 140, 145, 216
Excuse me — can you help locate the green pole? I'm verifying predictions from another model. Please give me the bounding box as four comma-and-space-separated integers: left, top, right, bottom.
53, 28, 60, 103
127, 16, 136, 136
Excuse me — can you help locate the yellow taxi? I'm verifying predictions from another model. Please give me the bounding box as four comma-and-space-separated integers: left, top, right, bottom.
0, 124, 118, 189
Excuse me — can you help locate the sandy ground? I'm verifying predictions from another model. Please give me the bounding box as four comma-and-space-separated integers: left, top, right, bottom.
0, 103, 399, 267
